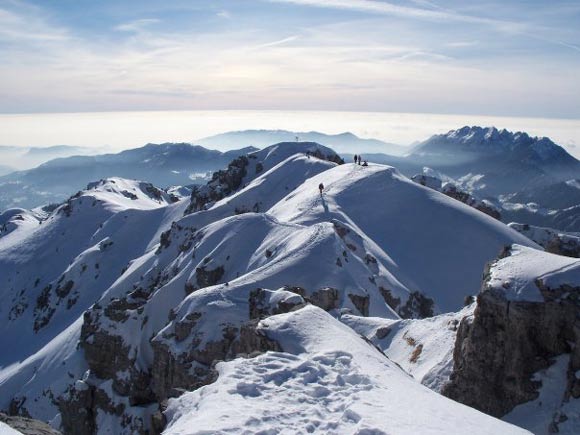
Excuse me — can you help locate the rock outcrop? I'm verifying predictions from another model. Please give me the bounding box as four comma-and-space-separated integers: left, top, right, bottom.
443, 245, 580, 431
0, 413, 62, 435
412, 173, 501, 220
509, 222, 580, 258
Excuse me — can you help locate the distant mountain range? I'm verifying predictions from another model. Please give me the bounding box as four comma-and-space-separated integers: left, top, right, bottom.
2, 126, 580, 232
0, 165, 13, 177
356, 126, 580, 231
0, 144, 106, 171
197, 129, 407, 155
0, 143, 255, 210
409, 126, 580, 194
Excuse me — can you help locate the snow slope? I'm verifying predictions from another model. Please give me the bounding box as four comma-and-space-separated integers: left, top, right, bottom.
0, 178, 186, 369
181, 154, 335, 229
0, 422, 22, 435
342, 303, 475, 393
504, 355, 578, 435
0, 208, 40, 240
164, 305, 529, 435
269, 163, 536, 312
0, 143, 558, 434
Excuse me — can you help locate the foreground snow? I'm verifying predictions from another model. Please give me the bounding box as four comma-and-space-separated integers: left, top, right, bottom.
165, 305, 529, 435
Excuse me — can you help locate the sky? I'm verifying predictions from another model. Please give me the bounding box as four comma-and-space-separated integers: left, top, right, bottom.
0, 0, 579, 118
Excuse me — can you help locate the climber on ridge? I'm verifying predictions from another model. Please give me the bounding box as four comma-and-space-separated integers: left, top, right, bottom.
319, 183, 324, 195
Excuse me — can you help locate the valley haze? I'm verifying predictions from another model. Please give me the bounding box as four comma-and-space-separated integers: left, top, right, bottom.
1, 110, 579, 158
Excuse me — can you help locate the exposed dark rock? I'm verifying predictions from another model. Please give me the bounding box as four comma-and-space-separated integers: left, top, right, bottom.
151, 321, 281, 402
185, 155, 249, 215
509, 223, 580, 258
55, 280, 74, 298
399, 291, 434, 319
443, 273, 580, 420
121, 190, 138, 200
248, 288, 305, 320
348, 293, 369, 316
195, 265, 225, 289
1, 412, 62, 435
174, 313, 202, 342
308, 287, 340, 312
57, 381, 95, 435
379, 286, 401, 313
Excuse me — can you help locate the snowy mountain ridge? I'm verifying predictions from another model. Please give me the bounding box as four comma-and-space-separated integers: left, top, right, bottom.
416, 126, 573, 162
0, 141, 576, 434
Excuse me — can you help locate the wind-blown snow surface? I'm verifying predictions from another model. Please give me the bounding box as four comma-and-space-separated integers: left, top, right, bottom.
269, 163, 536, 312
164, 305, 529, 435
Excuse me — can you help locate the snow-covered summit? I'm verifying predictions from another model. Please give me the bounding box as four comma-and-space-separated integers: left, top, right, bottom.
414, 126, 574, 163
184, 141, 342, 214
269, 162, 536, 312
81, 177, 175, 210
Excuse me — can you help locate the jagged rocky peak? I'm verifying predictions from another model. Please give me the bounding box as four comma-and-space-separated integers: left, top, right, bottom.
443, 244, 580, 432
414, 126, 570, 161
184, 141, 343, 214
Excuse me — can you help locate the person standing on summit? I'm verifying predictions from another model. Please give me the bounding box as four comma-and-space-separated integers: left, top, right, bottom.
354, 154, 358, 164
319, 183, 324, 195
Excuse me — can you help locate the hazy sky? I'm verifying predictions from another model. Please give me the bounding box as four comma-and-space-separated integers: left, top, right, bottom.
1, 0, 579, 118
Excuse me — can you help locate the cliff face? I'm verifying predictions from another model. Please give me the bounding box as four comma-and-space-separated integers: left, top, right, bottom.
443, 245, 580, 431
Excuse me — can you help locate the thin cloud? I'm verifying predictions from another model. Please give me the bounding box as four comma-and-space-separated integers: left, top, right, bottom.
395, 50, 453, 62
116, 18, 161, 33
217, 10, 231, 19
446, 41, 480, 48
252, 35, 300, 50
267, 0, 517, 27
0, 7, 69, 43
268, 0, 580, 54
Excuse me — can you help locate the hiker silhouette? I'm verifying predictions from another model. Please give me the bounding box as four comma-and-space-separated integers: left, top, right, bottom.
318, 183, 324, 194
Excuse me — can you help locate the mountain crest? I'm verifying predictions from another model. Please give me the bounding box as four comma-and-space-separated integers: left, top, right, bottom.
412, 126, 578, 169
